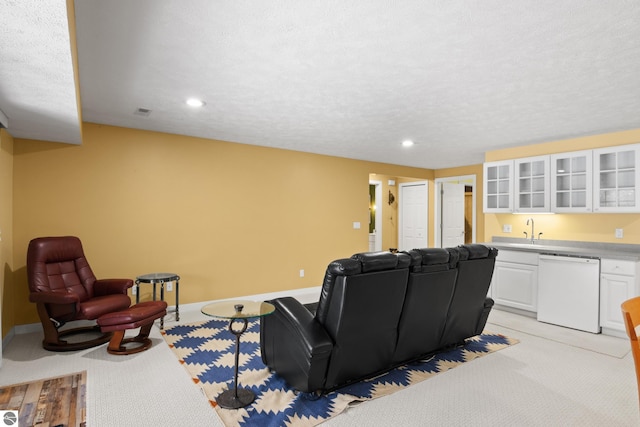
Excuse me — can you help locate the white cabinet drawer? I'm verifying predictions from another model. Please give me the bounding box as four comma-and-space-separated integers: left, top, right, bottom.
497, 250, 539, 265
601, 259, 636, 276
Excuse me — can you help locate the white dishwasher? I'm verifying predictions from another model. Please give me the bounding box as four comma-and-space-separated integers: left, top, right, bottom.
537, 254, 601, 333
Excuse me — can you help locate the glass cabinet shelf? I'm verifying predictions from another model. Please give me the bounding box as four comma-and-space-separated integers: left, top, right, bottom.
483, 160, 514, 212
594, 145, 640, 212
551, 150, 592, 212
514, 156, 549, 212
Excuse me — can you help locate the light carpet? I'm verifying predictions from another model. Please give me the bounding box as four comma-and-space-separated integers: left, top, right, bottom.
162, 318, 518, 427
0, 371, 87, 427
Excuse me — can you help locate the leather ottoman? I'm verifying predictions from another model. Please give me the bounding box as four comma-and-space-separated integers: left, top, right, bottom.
97, 301, 167, 355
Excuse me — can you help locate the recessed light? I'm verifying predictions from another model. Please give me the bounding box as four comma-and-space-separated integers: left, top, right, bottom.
186, 98, 205, 107
402, 140, 414, 147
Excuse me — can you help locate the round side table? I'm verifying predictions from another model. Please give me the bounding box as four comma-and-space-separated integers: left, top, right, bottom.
135, 273, 180, 329
201, 300, 275, 409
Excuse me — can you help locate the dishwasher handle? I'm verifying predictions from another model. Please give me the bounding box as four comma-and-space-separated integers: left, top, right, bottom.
539, 254, 600, 264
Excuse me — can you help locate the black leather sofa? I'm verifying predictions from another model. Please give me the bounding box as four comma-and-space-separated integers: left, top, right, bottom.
260, 244, 498, 394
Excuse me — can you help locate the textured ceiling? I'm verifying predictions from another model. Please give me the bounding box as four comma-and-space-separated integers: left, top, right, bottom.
2, 1, 640, 169
0, 0, 81, 144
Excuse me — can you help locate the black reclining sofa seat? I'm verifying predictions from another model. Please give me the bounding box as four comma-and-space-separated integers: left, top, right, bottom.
439, 244, 498, 348
392, 247, 459, 364
260, 251, 411, 394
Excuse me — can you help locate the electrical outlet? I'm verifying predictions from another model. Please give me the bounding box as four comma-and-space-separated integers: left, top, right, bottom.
166, 281, 173, 292
615, 228, 624, 239
503, 224, 512, 233
131, 285, 137, 295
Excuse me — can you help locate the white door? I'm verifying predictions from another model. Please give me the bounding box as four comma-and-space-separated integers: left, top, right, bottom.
434, 175, 477, 247
441, 182, 465, 247
399, 181, 428, 250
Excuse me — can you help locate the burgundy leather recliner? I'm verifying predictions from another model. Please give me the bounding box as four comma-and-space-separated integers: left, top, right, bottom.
27, 236, 133, 351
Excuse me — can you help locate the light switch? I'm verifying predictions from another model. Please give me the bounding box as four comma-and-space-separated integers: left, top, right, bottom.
353, 222, 361, 229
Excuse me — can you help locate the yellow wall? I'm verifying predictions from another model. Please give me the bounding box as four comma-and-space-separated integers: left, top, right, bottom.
485, 129, 640, 243
0, 129, 14, 338
11, 123, 432, 326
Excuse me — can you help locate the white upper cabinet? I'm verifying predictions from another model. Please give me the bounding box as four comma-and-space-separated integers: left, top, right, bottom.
484, 143, 640, 214
514, 155, 550, 213
483, 160, 513, 213
593, 144, 640, 213
550, 150, 593, 213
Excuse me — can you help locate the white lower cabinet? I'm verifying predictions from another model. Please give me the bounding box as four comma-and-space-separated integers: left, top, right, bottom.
490, 250, 538, 312
489, 248, 640, 337
600, 258, 640, 334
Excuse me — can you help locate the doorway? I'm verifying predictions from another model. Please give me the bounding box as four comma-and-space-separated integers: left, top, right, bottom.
369, 180, 382, 251
435, 175, 477, 248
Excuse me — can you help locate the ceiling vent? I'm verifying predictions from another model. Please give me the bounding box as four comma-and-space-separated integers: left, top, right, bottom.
134, 107, 152, 117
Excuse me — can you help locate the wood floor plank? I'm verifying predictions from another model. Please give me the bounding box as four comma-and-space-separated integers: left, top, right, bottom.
0, 372, 87, 427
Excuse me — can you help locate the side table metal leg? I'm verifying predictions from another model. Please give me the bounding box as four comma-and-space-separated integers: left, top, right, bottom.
175, 279, 180, 321
160, 281, 165, 329
216, 318, 253, 409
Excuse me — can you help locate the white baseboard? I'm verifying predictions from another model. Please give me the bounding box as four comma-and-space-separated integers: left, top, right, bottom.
4, 286, 322, 346
2, 327, 16, 354
177, 286, 321, 314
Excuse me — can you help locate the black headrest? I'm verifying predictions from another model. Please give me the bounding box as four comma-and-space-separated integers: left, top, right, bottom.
457, 244, 498, 260
350, 251, 411, 273
406, 248, 459, 272
326, 258, 362, 276
417, 248, 451, 265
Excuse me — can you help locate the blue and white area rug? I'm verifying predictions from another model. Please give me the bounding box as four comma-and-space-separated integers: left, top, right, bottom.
162, 319, 517, 427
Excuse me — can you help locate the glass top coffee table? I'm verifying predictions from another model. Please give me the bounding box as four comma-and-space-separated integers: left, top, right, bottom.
201, 300, 275, 409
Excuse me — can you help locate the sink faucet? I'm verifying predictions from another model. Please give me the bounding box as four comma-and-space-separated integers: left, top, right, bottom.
526, 218, 535, 243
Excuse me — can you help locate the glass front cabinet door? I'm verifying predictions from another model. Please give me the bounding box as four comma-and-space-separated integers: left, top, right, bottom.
514, 155, 550, 213
593, 144, 640, 213
550, 150, 593, 213
483, 160, 513, 213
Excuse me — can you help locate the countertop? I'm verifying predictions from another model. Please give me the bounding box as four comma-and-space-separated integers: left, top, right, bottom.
486, 237, 640, 261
